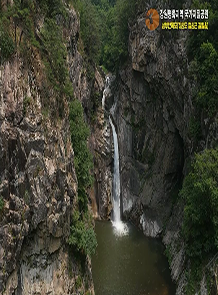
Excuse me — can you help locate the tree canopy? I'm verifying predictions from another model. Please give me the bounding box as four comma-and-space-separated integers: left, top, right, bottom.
181, 149, 218, 258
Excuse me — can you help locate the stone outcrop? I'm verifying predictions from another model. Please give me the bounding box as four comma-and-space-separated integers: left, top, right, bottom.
0, 5, 95, 294
113, 14, 189, 240
98, 9, 218, 295
88, 76, 116, 220
67, 11, 115, 220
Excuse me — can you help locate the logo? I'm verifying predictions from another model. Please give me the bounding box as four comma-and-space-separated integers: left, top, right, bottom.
145, 9, 160, 31
160, 9, 209, 31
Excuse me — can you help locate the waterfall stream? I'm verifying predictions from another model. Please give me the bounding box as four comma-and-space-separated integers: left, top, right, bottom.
102, 76, 110, 110
109, 116, 121, 222
101, 75, 128, 235
109, 116, 128, 236
92, 77, 176, 295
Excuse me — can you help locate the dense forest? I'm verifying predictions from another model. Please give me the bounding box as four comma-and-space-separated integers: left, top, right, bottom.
72, 0, 145, 71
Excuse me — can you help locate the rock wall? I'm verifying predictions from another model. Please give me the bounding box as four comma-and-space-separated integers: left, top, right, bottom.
87, 76, 116, 220
114, 15, 190, 236
0, 5, 95, 294
106, 9, 218, 295
67, 14, 114, 220
89, 107, 113, 220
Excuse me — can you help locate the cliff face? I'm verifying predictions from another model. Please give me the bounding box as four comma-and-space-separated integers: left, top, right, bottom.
89, 106, 113, 220
91, 9, 218, 294
0, 5, 95, 294
111, 12, 218, 294
68, 35, 112, 220
115, 15, 191, 233
101, 18, 189, 291
88, 76, 117, 220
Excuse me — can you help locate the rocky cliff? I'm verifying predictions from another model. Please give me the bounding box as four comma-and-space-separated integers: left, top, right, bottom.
0, 3, 96, 294
93, 6, 218, 295
112, 10, 218, 295
1, 0, 217, 294
69, 38, 112, 220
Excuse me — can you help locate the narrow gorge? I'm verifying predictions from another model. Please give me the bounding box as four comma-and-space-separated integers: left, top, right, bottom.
0, 0, 218, 294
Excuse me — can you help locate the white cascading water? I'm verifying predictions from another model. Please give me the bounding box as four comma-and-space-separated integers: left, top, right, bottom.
102, 76, 110, 110
109, 116, 128, 236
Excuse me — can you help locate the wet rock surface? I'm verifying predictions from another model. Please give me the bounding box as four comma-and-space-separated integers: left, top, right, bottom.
88, 76, 115, 220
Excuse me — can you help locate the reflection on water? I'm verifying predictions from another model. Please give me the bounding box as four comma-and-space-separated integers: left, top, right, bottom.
92, 221, 176, 295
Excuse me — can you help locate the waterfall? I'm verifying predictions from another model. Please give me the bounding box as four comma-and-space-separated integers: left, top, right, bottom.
102, 76, 110, 110
109, 116, 128, 236
101, 75, 128, 235
109, 116, 121, 222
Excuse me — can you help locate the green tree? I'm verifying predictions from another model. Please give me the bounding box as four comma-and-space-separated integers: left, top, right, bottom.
0, 196, 4, 212
68, 210, 97, 256
100, 0, 136, 71
69, 100, 93, 211
41, 18, 68, 87
195, 42, 218, 116
181, 149, 218, 258
73, 0, 136, 72
0, 30, 14, 62
73, 0, 101, 64
187, 0, 218, 142
0, 16, 15, 62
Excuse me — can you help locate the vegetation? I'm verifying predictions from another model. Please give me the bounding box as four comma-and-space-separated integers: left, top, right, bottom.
40, 18, 73, 94
69, 100, 93, 212
24, 190, 30, 204
40, 17, 73, 115
72, 0, 101, 66
0, 196, 4, 212
185, 260, 202, 294
189, 42, 218, 118
164, 245, 173, 265
189, 115, 201, 140
23, 96, 31, 115
69, 99, 97, 257
0, 26, 14, 62
182, 0, 218, 268
180, 148, 218, 293
188, 0, 218, 60
68, 209, 97, 257
188, 0, 218, 119
180, 149, 218, 258
181, 5, 218, 293
72, 0, 138, 72
0, 0, 96, 259
0, 0, 73, 116
0, 0, 142, 76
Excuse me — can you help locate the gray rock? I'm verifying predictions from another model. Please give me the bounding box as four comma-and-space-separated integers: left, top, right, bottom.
0, 4, 95, 294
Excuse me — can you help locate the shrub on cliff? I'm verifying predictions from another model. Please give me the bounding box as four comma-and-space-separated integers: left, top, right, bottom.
0, 18, 14, 62
180, 148, 218, 258
188, 1, 218, 121
41, 18, 68, 89
0, 196, 4, 212
69, 100, 93, 211
190, 42, 218, 117
68, 210, 97, 257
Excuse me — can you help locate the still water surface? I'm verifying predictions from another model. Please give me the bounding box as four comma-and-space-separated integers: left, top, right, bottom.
92, 221, 176, 295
